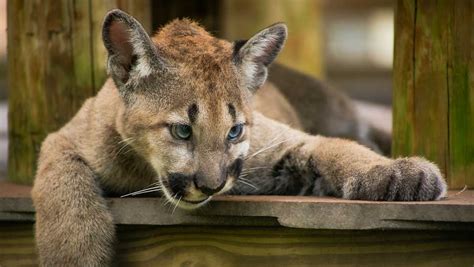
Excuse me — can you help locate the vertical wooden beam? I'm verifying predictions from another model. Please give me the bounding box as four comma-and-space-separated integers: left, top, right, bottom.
220, 0, 324, 78
7, 0, 151, 184
447, 1, 474, 189
393, 0, 474, 189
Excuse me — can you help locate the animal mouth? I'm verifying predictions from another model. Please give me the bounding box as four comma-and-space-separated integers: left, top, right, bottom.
158, 177, 215, 209
181, 197, 211, 204
167, 193, 213, 209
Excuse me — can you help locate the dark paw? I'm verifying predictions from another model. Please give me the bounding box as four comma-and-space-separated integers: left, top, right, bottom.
343, 157, 447, 201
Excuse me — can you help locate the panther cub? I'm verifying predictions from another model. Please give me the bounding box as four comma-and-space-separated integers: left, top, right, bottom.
32, 9, 447, 266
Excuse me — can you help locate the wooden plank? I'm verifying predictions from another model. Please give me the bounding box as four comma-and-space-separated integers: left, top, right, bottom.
90, 0, 115, 91
2, 182, 474, 230
412, 0, 449, 180
392, 0, 416, 158
7, 0, 97, 184
393, 0, 473, 188
1, 223, 474, 267
115, 226, 474, 267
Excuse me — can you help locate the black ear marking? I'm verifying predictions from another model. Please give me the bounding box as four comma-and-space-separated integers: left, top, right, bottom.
232, 40, 248, 62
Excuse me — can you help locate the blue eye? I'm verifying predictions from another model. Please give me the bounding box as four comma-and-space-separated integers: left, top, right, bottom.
228, 124, 244, 141
170, 124, 192, 140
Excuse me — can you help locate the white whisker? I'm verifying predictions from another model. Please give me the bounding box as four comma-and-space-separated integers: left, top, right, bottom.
237, 179, 258, 190
118, 137, 135, 145
172, 196, 182, 215
120, 186, 162, 197
120, 181, 162, 198
243, 166, 268, 171
245, 138, 291, 160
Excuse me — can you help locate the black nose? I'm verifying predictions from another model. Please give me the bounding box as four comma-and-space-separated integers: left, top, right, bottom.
194, 174, 226, 196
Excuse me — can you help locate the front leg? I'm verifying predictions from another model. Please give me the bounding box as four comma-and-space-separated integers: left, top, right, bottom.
32, 134, 115, 266
240, 112, 447, 201
306, 137, 447, 200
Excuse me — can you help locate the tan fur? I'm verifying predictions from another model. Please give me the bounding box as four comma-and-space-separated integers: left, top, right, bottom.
32, 10, 447, 266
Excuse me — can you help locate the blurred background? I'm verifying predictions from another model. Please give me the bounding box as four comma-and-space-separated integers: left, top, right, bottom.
0, 0, 394, 178
150, 0, 394, 105
0, 0, 6, 178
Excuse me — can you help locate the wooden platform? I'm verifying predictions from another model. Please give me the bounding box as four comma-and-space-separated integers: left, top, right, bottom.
1, 181, 474, 266
1, 181, 474, 230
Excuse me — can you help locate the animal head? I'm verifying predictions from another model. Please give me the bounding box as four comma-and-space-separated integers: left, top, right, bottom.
102, 9, 287, 208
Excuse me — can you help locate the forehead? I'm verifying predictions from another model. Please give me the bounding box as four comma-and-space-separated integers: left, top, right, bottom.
152, 19, 234, 71
145, 19, 251, 118
168, 86, 251, 125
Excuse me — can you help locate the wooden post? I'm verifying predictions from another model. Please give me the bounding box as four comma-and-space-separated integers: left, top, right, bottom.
393, 0, 474, 189
7, 0, 151, 184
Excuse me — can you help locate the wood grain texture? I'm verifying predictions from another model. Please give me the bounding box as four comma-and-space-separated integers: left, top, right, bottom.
447, 1, 474, 189
7, 0, 151, 185
393, 0, 474, 189
1, 223, 474, 267
2, 182, 474, 231
393, 0, 416, 160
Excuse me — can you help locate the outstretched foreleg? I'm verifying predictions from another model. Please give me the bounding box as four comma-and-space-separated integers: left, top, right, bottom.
238, 112, 447, 201
32, 133, 115, 266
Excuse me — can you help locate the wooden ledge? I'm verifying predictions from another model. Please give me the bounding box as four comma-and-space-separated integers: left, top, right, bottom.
1, 181, 473, 230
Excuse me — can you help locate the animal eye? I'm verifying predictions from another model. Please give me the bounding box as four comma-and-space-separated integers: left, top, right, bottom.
227, 124, 244, 141
170, 124, 192, 140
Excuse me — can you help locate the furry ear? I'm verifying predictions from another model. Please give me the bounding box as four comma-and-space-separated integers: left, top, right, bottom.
233, 23, 287, 92
102, 9, 164, 87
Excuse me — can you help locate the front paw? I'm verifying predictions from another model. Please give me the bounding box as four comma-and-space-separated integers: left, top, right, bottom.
343, 157, 447, 201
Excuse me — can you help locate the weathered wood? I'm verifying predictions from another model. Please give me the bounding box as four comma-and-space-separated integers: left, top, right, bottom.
447, 1, 474, 189
7, 0, 151, 184
393, 0, 474, 189
1, 223, 473, 267
220, 0, 324, 77
115, 227, 474, 267
8, 0, 96, 184
2, 182, 474, 230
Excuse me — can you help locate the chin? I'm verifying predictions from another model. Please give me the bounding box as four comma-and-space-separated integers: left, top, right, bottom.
177, 197, 213, 209
158, 176, 236, 210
